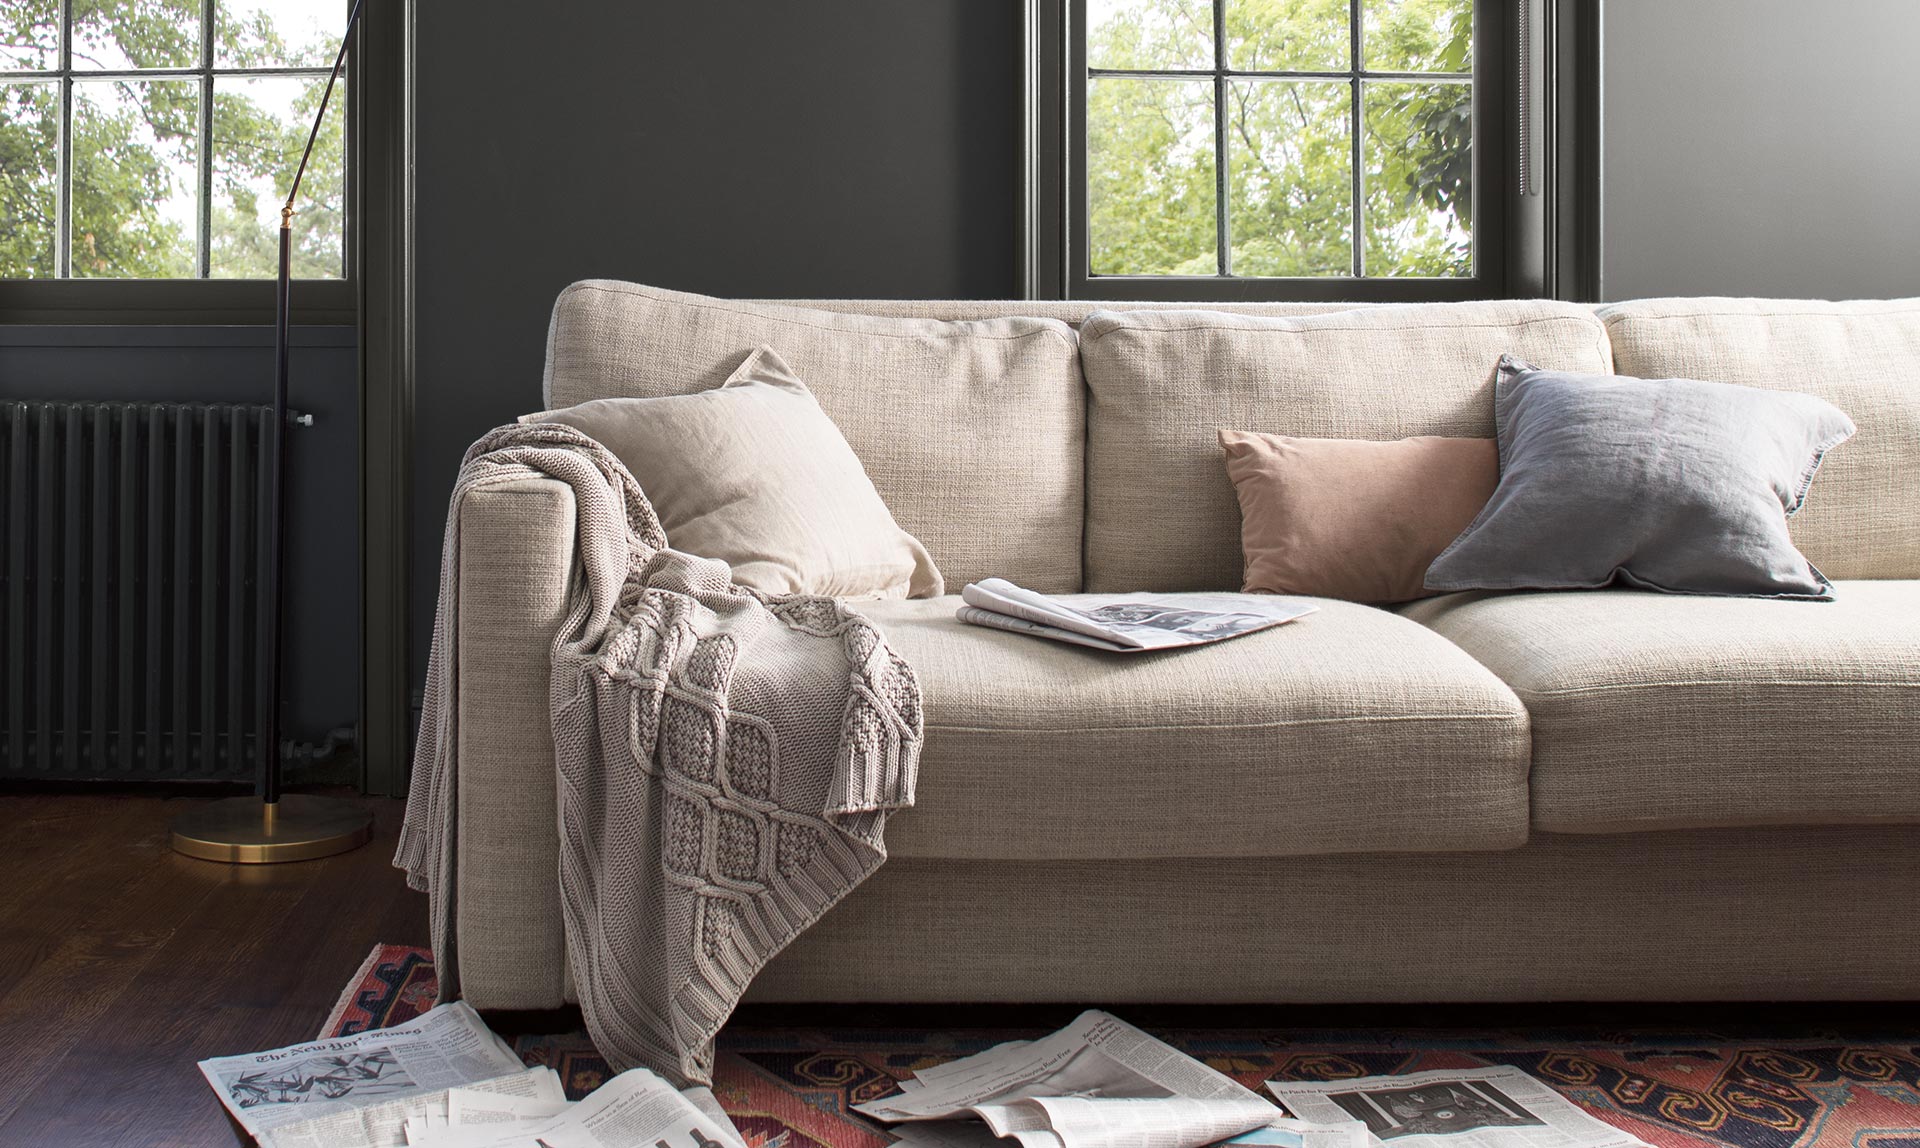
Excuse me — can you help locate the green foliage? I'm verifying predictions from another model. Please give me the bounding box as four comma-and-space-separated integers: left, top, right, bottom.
1088, 77, 1219, 276
0, 82, 59, 276
1088, 0, 1474, 280
0, 0, 343, 280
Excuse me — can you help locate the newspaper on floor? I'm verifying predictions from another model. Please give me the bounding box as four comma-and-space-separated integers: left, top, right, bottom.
1266, 1067, 1651, 1148
402, 1084, 573, 1145
258, 1067, 564, 1148
854, 1009, 1286, 1148
401, 1078, 743, 1148
957, 579, 1316, 652
1215, 1118, 1370, 1148
385, 1068, 747, 1148
197, 1001, 529, 1145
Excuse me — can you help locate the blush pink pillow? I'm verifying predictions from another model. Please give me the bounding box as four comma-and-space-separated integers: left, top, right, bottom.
1220, 430, 1498, 603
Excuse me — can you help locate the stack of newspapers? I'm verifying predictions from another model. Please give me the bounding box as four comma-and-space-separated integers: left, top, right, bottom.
196, 1002, 745, 1148
958, 578, 1316, 652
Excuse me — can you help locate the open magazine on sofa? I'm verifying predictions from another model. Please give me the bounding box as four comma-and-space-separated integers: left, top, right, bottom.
958, 578, 1316, 652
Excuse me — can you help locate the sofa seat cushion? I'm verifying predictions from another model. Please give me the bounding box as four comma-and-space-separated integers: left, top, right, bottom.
1402, 582, 1920, 834
853, 597, 1531, 861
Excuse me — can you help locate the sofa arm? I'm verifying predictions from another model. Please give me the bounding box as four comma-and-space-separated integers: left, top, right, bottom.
452, 476, 575, 1009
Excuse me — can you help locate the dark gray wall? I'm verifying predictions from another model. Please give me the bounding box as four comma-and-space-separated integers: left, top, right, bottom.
411, 1, 1021, 678
0, 326, 361, 748
1602, 0, 1920, 301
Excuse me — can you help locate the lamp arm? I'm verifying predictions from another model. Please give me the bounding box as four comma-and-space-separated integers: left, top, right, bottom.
282, 0, 365, 229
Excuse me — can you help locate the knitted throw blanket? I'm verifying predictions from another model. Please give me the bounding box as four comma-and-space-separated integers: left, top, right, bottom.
395, 423, 923, 1085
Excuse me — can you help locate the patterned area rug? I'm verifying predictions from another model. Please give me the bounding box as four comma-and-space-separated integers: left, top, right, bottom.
327, 945, 1920, 1148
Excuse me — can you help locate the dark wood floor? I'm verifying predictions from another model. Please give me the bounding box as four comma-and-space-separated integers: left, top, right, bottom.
0, 790, 423, 1148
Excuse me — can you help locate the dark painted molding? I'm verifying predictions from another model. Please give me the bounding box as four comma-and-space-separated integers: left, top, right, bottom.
0, 279, 356, 326
0, 326, 356, 348
1546, 0, 1603, 303
354, 0, 415, 797
1019, 0, 1066, 300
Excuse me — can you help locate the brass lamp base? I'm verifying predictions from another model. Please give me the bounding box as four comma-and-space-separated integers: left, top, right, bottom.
170, 794, 373, 864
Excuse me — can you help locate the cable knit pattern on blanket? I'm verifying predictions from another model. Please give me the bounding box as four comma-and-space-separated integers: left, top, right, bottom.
395, 422, 923, 1085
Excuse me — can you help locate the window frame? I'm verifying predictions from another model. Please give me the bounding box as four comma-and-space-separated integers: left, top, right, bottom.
0, 0, 356, 322
1028, 0, 1542, 302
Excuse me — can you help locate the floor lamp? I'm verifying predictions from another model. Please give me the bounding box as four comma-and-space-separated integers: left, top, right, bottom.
172, 0, 375, 863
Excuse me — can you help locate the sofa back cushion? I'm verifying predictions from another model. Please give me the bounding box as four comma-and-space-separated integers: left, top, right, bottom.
544, 280, 1085, 591
1077, 300, 1615, 592
1599, 298, 1920, 579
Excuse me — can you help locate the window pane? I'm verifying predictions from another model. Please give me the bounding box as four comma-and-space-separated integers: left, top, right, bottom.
218, 0, 344, 69
0, 82, 60, 277
72, 0, 202, 70
1225, 0, 1349, 73
1088, 77, 1216, 276
71, 79, 199, 277
210, 74, 343, 278
1088, 0, 1214, 72
1227, 79, 1351, 277
1364, 0, 1472, 73
1362, 80, 1470, 276
0, 2, 60, 70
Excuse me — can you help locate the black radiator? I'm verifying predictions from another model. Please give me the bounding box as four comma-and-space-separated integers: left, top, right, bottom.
1, 401, 276, 780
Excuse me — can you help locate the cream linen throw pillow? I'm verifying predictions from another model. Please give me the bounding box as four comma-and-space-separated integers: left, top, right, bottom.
528, 345, 942, 599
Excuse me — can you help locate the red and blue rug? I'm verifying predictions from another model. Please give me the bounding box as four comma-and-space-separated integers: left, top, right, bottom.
325, 945, 1920, 1148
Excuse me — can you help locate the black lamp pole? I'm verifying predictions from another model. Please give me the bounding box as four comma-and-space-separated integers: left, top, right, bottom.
172, 0, 374, 863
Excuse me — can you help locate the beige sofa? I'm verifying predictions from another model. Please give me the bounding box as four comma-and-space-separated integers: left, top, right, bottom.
448, 282, 1920, 1010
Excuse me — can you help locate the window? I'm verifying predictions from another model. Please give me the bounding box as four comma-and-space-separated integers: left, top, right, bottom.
0, 0, 348, 282
1044, 0, 1537, 301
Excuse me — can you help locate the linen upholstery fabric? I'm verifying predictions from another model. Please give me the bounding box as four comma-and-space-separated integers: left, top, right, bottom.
449, 294, 1466, 1012
543, 280, 1084, 591
1425, 357, 1855, 599
530, 347, 941, 599
400, 422, 922, 1085
746, 827, 1920, 1002
1078, 301, 1614, 591
452, 476, 574, 1010
1402, 582, 1920, 833
1220, 431, 1497, 603
448, 290, 1920, 1017
852, 595, 1530, 860
1600, 297, 1920, 579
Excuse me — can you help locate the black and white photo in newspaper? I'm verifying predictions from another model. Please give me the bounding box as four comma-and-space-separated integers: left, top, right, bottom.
1266, 1068, 1650, 1148
196, 1001, 526, 1141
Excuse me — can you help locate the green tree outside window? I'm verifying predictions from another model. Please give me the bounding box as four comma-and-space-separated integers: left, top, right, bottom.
1088, 0, 1474, 280
0, 0, 346, 280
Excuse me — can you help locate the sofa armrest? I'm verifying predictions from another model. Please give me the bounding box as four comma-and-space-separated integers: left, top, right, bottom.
452, 476, 575, 1009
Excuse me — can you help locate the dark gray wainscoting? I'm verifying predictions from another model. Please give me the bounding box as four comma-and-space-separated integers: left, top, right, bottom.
0, 325, 361, 763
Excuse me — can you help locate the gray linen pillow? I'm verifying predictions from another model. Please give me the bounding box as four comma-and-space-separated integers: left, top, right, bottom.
1424, 355, 1855, 599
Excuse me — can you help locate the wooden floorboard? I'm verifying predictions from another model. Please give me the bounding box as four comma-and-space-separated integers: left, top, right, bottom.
0, 792, 423, 1148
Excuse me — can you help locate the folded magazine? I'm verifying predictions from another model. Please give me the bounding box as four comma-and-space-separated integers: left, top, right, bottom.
957, 578, 1316, 652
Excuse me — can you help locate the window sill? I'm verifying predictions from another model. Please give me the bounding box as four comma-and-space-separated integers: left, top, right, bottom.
0, 279, 356, 325
1066, 275, 1499, 304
